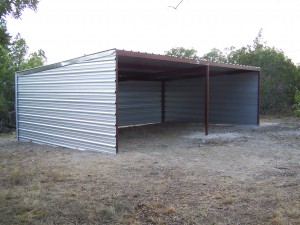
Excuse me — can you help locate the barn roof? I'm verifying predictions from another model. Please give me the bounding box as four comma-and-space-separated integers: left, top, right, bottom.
16, 48, 260, 79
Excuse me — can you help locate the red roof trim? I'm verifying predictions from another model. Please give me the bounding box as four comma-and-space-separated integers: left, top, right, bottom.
116, 49, 260, 72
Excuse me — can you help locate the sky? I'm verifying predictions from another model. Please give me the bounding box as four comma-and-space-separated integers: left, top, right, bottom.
6, 0, 300, 64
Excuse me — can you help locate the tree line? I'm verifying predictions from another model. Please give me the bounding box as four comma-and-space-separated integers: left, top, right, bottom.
166, 30, 300, 115
0, 0, 46, 131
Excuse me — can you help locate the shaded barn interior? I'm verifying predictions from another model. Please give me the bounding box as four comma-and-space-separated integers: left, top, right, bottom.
116, 50, 259, 135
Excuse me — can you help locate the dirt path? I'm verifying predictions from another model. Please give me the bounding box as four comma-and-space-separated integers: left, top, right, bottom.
0, 116, 299, 224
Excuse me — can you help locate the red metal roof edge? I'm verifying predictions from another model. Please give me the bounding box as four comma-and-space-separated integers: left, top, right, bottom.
207, 61, 260, 71
116, 49, 260, 72
116, 49, 197, 64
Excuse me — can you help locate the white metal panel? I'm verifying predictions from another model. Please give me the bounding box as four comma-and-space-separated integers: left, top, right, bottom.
165, 78, 205, 122
16, 49, 117, 154
118, 81, 161, 126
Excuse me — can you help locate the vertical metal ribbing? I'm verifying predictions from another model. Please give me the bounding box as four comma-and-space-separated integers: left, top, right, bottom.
205, 65, 209, 135
161, 81, 165, 123
257, 71, 260, 125
15, 73, 19, 140
115, 55, 119, 153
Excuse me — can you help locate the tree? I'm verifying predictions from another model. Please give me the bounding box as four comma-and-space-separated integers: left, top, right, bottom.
227, 31, 299, 114
201, 48, 227, 63
0, 0, 45, 131
9, 33, 28, 67
0, 45, 14, 130
294, 89, 300, 117
165, 47, 198, 58
0, 0, 39, 19
19, 49, 47, 70
0, 19, 10, 48
252, 28, 265, 50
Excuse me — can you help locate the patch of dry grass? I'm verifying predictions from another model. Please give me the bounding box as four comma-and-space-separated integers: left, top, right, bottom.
0, 152, 71, 224
268, 204, 300, 225
1, 117, 300, 224
1, 146, 299, 225
269, 211, 288, 225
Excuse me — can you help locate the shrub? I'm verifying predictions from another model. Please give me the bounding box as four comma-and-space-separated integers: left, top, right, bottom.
293, 90, 300, 117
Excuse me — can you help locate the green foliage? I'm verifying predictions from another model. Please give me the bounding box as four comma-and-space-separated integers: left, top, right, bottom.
0, 0, 45, 131
0, 45, 14, 129
227, 31, 299, 114
0, 39, 46, 131
9, 33, 28, 67
202, 48, 227, 63
0, 19, 10, 48
293, 90, 300, 117
165, 47, 198, 58
0, 0, 39, 19
19, 49, 46, 70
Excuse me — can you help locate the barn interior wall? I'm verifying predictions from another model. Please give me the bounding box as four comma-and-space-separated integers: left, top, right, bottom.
165, 77, 205, 123
209, 72, 259, 125
118, 81, 161, 126
118, 72, 258, 127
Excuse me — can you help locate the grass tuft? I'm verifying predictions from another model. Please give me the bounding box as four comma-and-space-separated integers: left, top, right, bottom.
162, 205, 176, 215
269, 211, 287, 225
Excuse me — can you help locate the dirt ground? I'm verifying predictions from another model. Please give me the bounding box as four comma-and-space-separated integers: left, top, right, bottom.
0, 116, 299, 225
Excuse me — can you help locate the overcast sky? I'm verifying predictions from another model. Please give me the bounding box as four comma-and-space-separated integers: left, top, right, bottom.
6, 0, 300, 64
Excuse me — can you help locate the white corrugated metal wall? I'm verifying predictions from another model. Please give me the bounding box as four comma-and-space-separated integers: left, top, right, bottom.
15, 49, 117, 154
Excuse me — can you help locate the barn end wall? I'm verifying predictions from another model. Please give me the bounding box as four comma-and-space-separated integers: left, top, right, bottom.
118, 81, 161, 126
15, 49, 117, 154
209, 72, 258, 125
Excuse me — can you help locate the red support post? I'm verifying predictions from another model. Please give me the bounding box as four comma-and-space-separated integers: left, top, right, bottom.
257, 71, 260, 125
205, 65, 209, 135
115, 55, 119, 153
161, 81, 165, 123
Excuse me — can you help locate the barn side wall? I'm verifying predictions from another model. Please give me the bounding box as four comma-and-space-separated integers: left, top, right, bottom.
165, 78, 205, 122
164, 72, 258, 125
209, 72, 258, 125
118, 81, 161, 126
15, 49, 117, 154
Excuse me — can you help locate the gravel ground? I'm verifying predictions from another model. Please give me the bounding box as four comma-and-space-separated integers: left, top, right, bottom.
0, 116, 299, 224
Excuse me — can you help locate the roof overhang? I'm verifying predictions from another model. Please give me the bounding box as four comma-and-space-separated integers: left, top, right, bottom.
15, 48, 260, 79
116, 49, 260, 81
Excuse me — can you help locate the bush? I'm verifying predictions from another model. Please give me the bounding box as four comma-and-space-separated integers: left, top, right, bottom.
294, 90, 300, 117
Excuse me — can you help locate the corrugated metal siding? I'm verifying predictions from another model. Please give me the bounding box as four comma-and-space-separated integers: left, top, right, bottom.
165, 74, 258, 125
16, 49, 117, 154
209, 72, 258, 125
165, 78, 205, 122
118, 81, 161, 126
